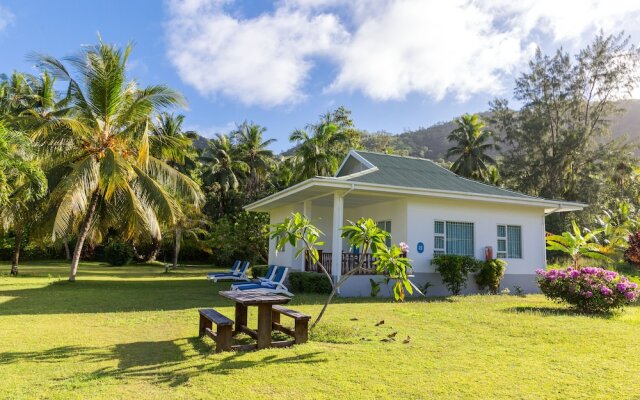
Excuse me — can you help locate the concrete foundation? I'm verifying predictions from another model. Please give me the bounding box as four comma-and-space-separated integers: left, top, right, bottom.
336, 273, 540, 297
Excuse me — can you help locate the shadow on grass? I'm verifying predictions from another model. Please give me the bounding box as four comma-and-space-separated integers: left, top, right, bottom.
503, 306, 617, 318
97, 348, 327, 387
1, 337, 326, 388
0, 279, 230, 315
0, 345, 111, 365
0, 275, 442, 315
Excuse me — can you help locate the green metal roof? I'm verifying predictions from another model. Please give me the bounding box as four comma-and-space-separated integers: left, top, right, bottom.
342, 151, 535, 200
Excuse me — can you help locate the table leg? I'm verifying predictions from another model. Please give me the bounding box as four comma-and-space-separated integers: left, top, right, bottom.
257, 304, 273, 349
234, 303, 248, 335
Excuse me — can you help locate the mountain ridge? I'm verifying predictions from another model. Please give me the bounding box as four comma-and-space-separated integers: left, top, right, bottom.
193, 99, 640, 160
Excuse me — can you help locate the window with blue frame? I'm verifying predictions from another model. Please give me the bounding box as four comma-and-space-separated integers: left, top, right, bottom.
497, 224, 522, 259
434, 220, 474, 256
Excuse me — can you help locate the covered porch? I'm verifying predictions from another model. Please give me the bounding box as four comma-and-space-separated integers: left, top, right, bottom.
304, 250, 378, 275
246, 179, 408, 282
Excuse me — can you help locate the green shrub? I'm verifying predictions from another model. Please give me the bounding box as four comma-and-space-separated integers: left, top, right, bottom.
251, 265, 270, 279
288, 271, 332, 294
369, 278, 382, 297
475, 259, 507, 294
432, 254, 479, 295
103, 240, 134, 266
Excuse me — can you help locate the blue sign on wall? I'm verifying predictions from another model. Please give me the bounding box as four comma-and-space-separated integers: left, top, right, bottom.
417, 242, 424, 254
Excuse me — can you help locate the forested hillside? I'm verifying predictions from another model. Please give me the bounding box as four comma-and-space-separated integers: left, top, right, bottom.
357, 100, 640, 160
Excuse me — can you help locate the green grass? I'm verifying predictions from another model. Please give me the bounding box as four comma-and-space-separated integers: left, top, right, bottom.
1, 261, 639, 399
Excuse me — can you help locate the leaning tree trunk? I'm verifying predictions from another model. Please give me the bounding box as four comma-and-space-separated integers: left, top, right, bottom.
147, 237, 161, 262
9, 226, 22, 276
172, 227, 181, 270
63, 233, 71, 260
68, 192, 100, 282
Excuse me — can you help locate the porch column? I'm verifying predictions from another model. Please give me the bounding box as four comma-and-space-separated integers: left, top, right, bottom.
298, 200, 313, 271
303, 200, 312, 219
331, 192, 344, 284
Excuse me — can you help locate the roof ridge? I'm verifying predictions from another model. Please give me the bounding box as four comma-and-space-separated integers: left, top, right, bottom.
354, 149, 435, 162
354, 149, 458, 176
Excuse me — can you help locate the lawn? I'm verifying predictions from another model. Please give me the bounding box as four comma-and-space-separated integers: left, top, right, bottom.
1, 261, 639, 399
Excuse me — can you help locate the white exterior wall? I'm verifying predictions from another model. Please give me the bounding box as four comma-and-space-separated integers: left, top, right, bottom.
344, 199, 408, 250
267, 205, 302, 268
406, 198, 546, 275
267, 196, 547, 287
311, 205, 334, 252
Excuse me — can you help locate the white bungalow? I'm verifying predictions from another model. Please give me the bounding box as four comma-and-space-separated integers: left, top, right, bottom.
245, 151, 585, 296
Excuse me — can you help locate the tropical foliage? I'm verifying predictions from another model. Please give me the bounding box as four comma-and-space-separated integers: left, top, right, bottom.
489, 32, 640, 233
432, 254, 480, 295
475, 259, 507, 294
445, 113, 498, 182
545, 221, 609, 268
2, 32, 640, 281
31, 40, 202, 281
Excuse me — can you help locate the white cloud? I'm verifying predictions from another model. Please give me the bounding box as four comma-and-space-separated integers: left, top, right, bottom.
0, 5, 15, 32
165, 0, 640, 106
165, 0, 347, 106
330, 0, 523, 101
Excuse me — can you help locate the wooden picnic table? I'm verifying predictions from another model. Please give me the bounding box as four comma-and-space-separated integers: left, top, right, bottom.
219, 290, 291, 350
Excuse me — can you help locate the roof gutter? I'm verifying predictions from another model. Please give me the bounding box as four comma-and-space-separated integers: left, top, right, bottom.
245, 178, 587, 212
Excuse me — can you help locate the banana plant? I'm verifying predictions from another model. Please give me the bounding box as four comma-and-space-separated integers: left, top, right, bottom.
546, 221, 609, 268
595, 200, 640, 256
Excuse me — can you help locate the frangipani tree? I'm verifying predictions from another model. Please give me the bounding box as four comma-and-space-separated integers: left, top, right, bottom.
546, 221, 609, 268
270, 213, 414, 328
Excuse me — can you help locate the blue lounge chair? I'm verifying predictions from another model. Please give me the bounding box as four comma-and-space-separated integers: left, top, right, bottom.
206, 260, 240, 280
230, 264, 275, 288
207, 260, 250, 282
230, 265, 292, 296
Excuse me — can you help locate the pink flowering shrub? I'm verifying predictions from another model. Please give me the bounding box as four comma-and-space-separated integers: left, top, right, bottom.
536, 267, 640, 313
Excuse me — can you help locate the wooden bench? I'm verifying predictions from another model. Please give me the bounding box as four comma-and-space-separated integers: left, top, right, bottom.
271, 305, 311, 344
198, 308, 234, 352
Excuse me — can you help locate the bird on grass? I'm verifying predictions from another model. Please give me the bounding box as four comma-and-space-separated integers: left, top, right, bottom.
374, 320, 385, 327
402, 336, 411, 344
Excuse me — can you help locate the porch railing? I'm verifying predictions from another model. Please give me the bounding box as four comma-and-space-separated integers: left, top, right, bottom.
305, 251, 378, 275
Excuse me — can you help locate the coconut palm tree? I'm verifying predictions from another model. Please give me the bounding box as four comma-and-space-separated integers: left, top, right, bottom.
150, 112, 196, 168
232, 121, 275, 198
445, 114, 499, 182
0, 122, 47, 275
31, 40, 202, 281
202, 133, 248, 195
126, 112, 198, 263
289, 122, 348, 180
168, 202, 212, 270
0, 72, 53, 275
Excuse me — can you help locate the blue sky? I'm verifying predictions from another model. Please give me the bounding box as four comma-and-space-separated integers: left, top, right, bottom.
1, 0, 639, 152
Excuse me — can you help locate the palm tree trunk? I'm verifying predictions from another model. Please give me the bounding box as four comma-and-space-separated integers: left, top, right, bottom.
147, 237, 160, 262
10, 226, 22, 276
69, 192, 100, 282
63, 233, 71, 260
173, 227, 181, 269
